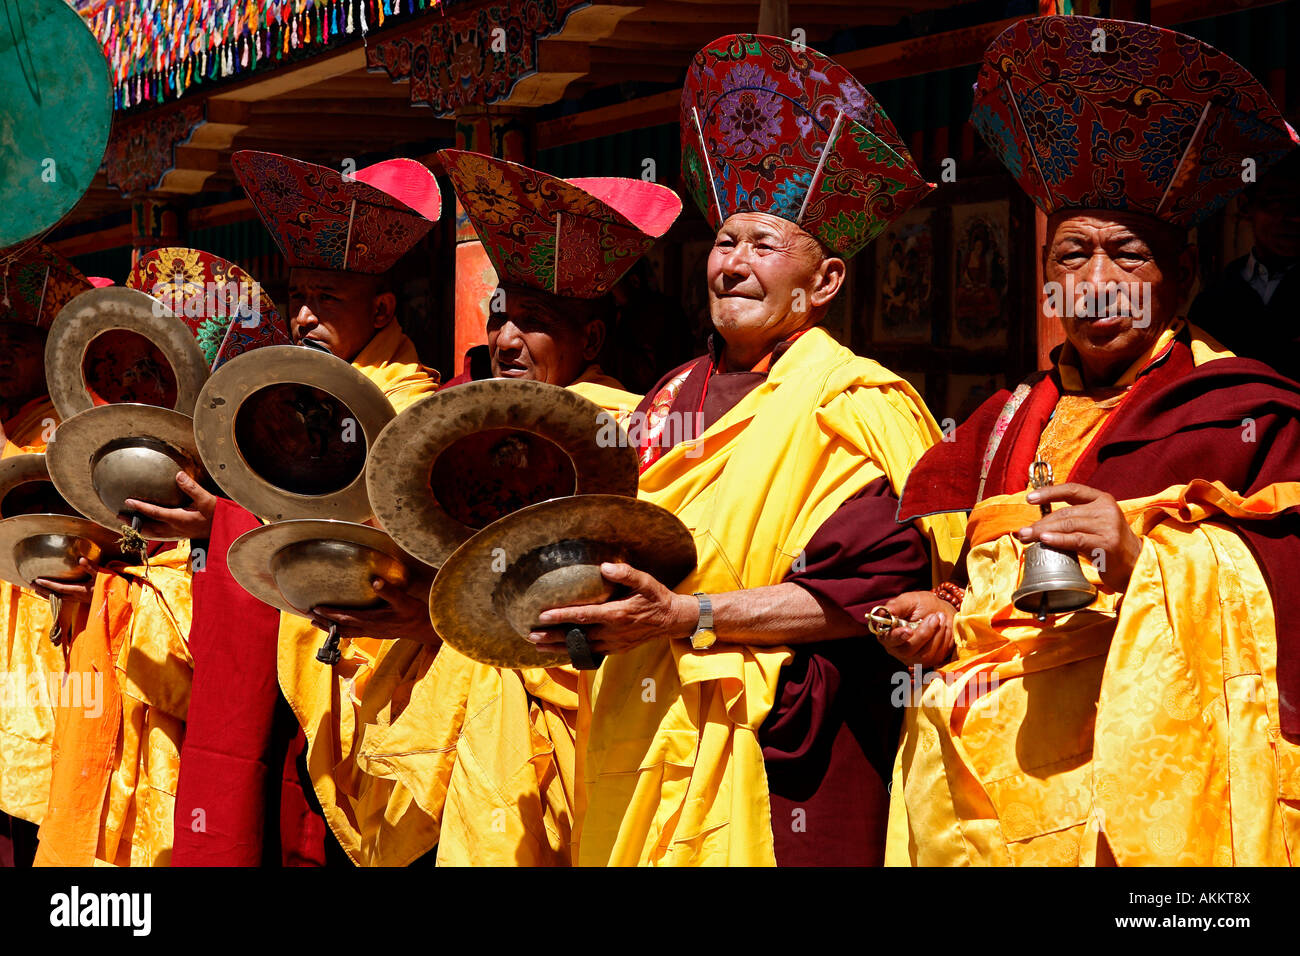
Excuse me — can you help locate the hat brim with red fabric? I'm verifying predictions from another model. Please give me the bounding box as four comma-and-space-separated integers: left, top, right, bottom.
231, 151, 442, 274
681, 34, 933, 260
127, 247, 290, 371
971, 16, 1299, 229
438, 149, 682, 299
1, 244, 91, 330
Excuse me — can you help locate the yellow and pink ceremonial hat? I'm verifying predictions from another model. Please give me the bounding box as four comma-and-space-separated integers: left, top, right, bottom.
0, 244, 92, 330
438, 149, 682, 300
232, 150, 442, 274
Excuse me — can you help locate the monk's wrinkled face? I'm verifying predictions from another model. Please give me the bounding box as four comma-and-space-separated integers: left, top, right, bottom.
288, 267, 396, 363
488, 289, 604, 386
1043, 210, 1191, 386
0, 323, 47, 406
707, 213, 844, 363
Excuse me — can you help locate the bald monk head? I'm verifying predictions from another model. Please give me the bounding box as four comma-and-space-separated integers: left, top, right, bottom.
287, 267, 398, 362
487, 286, 607, 386
706, 211, 846, 371
1042, 208, 1194, 388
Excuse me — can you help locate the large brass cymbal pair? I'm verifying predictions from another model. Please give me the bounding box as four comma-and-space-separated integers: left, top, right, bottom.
195, 343, 434, 664
43, 287, 212, 546
0, 454, 123, 644
364, 378, 697, 671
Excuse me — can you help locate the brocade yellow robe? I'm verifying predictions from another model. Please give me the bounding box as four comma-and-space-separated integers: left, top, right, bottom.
574, 327, 964, 866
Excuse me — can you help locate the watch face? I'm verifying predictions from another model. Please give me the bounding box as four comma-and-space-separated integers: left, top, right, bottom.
691, 628, 716, 651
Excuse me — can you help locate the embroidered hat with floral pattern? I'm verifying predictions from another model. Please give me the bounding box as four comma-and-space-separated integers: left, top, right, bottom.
438, 149, 682, 299
0, 244, 92, 330
681, 34, 933, 260
231, 151, 442, 274
971, 16, 1299, 229
127, 247, 290, 371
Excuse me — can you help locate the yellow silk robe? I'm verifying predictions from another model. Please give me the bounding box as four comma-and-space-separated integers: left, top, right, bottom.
289, 365, 641, 866
35, 544, 193, 867
575, 327, 965, 866
276, 322, 440, 864
886, 333, 1300, 867
347, 367, 641, 867
887, 482, 1300, 866
0, 397, 82, 825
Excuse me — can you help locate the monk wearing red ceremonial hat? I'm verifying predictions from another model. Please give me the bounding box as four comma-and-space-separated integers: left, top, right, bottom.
542, 34, 965, 867
886, 16, 1300, 866
300, 151, 679, 865
127, 154, 442, 866
0, 245, 92, 867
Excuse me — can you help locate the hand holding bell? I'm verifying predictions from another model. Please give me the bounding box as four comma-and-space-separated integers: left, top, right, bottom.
1011, 461, 1098, 621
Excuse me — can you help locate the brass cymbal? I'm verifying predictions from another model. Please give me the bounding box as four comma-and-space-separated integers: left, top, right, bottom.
366, 379, 638, 567
45, 286, 210, 420
429, 494, 696, 669
0, 453, 82, 520
0, 513, 122, 589
45, 403, 206, 540
226, 518, 434, 620
193, 345, 395, 522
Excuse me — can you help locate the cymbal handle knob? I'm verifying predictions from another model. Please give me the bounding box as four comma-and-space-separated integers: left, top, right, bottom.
316, 623, 342, 666
566, 626, 603, 671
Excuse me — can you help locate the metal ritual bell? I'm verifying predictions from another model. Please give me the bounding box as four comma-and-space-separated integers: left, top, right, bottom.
1011, 461, 1097, 621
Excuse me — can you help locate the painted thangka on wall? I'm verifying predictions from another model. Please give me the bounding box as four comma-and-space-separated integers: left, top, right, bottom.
872, 207, 934, 343
951, 200, 1010, 348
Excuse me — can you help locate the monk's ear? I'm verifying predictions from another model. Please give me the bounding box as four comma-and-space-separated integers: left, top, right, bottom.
371, 291, 397, 330
811, 256, 846, 309
582, 318, 606, 361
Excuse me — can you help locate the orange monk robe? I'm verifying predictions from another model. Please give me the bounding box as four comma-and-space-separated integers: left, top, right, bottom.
886, 329, 1300, 866
275, 321, 443, 864
0, 397, 87, 826
35, 324, 432, 868
345, 366, 641, 867
34, 543, 193, 867
573, 328, 965, 866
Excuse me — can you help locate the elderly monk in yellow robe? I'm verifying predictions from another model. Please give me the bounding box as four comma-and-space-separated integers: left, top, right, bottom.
309, 150, 677, 866
527, 35, 964, 867
128, 152, 442, 867
0, 246, 92, 867
884, 17, 1300, 867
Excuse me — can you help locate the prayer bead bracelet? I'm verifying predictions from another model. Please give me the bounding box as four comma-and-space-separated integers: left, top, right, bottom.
932, 582, 966, 609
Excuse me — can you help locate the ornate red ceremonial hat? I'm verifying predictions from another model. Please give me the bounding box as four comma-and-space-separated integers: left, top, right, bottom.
231, 151, 442, 274
681, 34, 933, 260
972, 16, 1299, 228
127, 247, 289, 371
438, 149, 682, 299
0, 244, 92, 330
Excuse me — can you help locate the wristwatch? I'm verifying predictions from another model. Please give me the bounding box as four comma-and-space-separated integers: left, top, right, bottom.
689, 591, 716, 650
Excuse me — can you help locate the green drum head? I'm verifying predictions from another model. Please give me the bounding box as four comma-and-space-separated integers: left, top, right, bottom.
0, 0, 112, 247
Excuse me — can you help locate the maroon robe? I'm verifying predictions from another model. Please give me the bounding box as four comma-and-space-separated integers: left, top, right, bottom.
899, 324, 1300, 740
634, 336, 933, 866
171, 498, 330, 866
